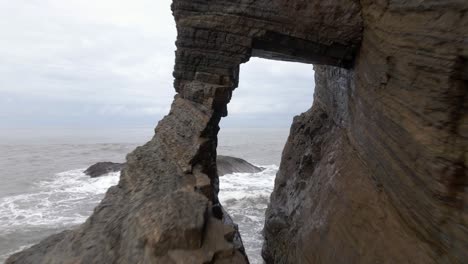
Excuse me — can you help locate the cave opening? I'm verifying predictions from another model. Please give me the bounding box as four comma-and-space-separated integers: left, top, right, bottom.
217, 57, 315, 263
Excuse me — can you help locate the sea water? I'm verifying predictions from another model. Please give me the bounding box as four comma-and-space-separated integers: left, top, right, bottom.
0, 128, 288, 263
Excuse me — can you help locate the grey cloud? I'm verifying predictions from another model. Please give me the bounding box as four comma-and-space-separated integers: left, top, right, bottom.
0, 0, 315, 129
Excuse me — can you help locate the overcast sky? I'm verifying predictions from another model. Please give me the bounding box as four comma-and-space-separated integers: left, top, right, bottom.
0, 0, 315, 129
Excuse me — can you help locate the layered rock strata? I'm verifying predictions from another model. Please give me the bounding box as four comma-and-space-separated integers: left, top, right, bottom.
8, 0, 468, 263
264, 1, 468, 263
8, 0, 363, 263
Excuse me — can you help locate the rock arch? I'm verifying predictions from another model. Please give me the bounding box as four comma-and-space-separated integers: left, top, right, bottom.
7, 0, 468, 263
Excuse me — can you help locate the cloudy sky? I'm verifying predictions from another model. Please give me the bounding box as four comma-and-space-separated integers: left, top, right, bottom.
0, 0, 315, 129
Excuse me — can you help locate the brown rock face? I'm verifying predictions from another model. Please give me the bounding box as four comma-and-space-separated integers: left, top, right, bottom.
264, 2, 468, 263
8, 0, 467, 263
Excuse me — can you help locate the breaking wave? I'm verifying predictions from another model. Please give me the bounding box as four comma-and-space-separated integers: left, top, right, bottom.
0, 169, 119, 236
219, 164, 278, 264
0, 164, 277, 264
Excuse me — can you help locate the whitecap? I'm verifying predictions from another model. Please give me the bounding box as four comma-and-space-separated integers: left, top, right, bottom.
0, 169, 119, 236
1, 164, 277, 264
218, 164, 278, 264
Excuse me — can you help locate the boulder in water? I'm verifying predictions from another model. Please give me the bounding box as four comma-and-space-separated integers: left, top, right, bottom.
84, 162, 125, 178
217, 155, 262, 176
84, 156, 262, 178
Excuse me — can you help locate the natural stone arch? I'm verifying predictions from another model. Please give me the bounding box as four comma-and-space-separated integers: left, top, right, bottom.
8, 0, 468, 263
7, 1, 363, 263
171, 0, 363, 198
172, 0, 362, 94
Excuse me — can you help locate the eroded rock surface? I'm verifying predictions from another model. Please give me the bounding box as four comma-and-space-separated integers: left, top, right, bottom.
9, 0, 362, 262
264, 1, 468, 263
8, 0, 467, 263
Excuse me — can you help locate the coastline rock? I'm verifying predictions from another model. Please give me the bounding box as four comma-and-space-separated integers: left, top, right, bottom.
8, 0, 467, 263
84, 162, 125, 177
217, 155, 263, 176
83, 156, 262, 178
263, 2, 468, 263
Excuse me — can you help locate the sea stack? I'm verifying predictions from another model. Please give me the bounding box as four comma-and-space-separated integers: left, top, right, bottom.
7, 0, 467, 263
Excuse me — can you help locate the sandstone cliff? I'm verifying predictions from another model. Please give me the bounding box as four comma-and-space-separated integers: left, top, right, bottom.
7, 0, 467, 263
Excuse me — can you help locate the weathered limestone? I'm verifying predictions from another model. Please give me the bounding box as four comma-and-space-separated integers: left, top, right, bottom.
8, 0, 467, 263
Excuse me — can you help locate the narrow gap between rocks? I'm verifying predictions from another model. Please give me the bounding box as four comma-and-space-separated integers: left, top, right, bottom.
216, 58, 315, 264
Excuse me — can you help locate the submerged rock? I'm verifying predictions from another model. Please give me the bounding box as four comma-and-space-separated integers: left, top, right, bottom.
84, 156, 262, 178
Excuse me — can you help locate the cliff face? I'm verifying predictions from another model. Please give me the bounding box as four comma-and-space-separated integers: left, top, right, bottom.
264, 1, 468, 263
7, 0, 467, 263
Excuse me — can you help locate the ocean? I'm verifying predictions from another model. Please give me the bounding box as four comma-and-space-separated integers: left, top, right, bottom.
0, 127, 289, 263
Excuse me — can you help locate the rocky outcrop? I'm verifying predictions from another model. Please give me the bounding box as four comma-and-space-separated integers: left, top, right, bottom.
263, 2, 468, 263
84, 156, 261, 178
84, 162, 125, 177
217, 156, 263, 176
8, 0, 467, 263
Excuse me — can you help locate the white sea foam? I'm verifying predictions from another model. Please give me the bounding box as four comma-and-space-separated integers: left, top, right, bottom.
0, 169, 119, 235
0, 164, 277, 264
218, 164, 278, 264
219, 164, 277, 202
